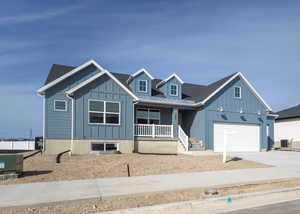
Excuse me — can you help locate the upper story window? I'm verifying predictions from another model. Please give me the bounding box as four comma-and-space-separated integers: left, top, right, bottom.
138, 80, 147, 93
54, 100, 67, 111
89, 100, 120, 125
234, 87, 241, 99
170, 84, 178, 96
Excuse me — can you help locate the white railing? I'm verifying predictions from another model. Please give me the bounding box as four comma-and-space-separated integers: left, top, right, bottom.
0, 141, 35, 151
134, 124, 173, 138
178, 125, 189, 151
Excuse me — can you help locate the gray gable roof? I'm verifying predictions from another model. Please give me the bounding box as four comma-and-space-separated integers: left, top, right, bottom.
44, 64, 236, 102
276, 105, 300, 120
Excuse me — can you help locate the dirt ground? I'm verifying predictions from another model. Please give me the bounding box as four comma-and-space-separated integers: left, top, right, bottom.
1, 152, 268, 185
2, 178, 300, 214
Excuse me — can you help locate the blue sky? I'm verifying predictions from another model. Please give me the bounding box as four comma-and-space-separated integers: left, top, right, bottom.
0, 0, 300, 138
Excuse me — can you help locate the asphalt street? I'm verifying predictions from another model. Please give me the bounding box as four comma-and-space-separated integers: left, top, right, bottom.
223, 199, 300, 214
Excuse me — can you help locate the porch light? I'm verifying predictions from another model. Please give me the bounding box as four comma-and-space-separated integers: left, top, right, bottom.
257, 110, 261, 115
219, 106, 223, 112
240, 108, 243, 114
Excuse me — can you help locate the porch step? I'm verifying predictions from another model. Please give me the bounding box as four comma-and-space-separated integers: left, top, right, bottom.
189, 143, 204, 151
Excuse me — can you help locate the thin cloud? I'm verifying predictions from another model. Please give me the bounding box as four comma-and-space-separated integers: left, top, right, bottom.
0, 5, 81, 25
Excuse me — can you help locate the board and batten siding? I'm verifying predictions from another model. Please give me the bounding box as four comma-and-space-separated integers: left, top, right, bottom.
73, 74, 134, 140
159, 77, 182, 100
45, 64, 101, 139
204, 77, 271, 150
129, 72, 152, 97
185, 77, 273, 150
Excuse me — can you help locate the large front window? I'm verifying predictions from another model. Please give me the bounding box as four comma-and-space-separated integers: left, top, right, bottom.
89, 100, 120, 125
136, 108, 160, 124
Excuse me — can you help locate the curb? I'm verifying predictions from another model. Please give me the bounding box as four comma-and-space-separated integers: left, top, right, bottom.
99, 186, 300, 214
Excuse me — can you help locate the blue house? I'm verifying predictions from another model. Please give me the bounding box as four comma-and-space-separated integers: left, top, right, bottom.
37, 60, 276, 155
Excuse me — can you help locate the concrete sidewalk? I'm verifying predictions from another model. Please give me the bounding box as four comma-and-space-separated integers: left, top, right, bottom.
1, 166, 300, 208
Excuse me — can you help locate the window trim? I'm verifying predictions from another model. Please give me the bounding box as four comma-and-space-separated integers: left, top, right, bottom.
88, 99, 121, 125
169, 84, 179, 96
138, 80, 148, 93
54, 100, 67, 112
234, 86, 242, 99
136, 108, 161, 124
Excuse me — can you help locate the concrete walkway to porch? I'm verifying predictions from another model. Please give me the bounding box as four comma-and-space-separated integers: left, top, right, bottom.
1, 163, 300, 208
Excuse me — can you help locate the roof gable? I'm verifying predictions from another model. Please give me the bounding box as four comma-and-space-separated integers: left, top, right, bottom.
156, 73, 184, 88
127, 68, 154, 84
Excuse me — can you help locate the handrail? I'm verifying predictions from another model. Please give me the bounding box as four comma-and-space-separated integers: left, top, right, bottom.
178, 125, 189, 151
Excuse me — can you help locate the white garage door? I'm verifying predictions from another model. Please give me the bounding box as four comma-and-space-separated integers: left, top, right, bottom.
214, 123, 260, 152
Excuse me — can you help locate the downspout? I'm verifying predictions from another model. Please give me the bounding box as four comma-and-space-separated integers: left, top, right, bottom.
42, 96, 45, 152
66, 94, 74, 156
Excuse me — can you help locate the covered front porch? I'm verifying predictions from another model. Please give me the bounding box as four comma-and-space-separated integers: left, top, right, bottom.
134, 104, 191, 152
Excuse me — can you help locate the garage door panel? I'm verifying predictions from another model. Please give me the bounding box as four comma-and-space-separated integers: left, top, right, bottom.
214, 123, 260, 152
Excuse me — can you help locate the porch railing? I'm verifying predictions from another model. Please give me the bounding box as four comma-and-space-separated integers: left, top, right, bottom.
178, 125, 189, 151
134, 124, 173, 138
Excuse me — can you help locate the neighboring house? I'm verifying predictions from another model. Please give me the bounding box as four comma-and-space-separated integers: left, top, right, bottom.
275, 105, 300, 148
37, 60, 275, 155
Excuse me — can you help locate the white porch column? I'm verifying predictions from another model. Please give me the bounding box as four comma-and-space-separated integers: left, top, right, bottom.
172, 108, 178, 138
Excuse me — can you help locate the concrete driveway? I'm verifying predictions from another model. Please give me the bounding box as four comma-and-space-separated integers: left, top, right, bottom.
231, 151, 300, 168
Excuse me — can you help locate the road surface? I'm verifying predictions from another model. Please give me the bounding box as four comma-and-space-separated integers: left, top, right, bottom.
223, 199, 300, 214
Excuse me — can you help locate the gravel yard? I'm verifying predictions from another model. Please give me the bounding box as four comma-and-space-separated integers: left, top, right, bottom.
0, 152, 268, 185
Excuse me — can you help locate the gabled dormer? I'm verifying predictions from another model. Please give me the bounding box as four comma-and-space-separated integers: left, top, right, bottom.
127, 68, 154, 97
156, 74, 184, 99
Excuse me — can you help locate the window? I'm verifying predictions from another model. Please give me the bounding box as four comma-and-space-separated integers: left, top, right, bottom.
138, 80, 147, 92
170, 84, 178, 96
136, 108, 160, 124
89, 100, 120, 125
234, 87, 241, 98
54, 100, 67, 111
91, 143, 119, 154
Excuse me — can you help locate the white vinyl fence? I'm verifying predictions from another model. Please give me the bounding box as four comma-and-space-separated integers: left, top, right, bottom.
0, 141, 35, 151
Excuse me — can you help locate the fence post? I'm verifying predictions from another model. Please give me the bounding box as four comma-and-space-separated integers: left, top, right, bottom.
152, 124, 155, 138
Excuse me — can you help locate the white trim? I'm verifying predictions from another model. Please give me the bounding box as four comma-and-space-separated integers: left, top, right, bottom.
54, 100, 67, 112
66, 71, 105, 94
156, 73, 184, 88
201, 72, 272, 111
88, 99, 121, 125
137, 79, 148, 93
170, 84, 179, 96
234, 86, 242, 99
38, 60, 139, 100
127, 68, 154, 83
42, 97, 45, 152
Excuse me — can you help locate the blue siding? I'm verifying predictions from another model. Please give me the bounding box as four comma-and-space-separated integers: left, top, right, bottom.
159, 77, 182, 100
45, 64, 100, 139
204, 77, 270, 150
74, 74, 134, 140
129, 72, 152, 97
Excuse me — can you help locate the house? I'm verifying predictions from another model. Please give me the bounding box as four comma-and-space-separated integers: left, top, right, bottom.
275, 105, 300, 148
37, 60, 275, 155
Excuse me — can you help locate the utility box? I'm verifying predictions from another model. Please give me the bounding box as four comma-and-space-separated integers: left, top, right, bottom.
0, 154, 23, 175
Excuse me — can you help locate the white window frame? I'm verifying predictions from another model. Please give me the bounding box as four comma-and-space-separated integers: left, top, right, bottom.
170, 84, 178, 96
54, 100, 67, 112
88, 99, 121, 125
136, 108, 161, 124
234, 86, 242, 99
138, 80, 148, 93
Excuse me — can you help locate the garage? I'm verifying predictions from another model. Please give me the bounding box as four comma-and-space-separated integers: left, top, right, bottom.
213, 123, 260, 152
